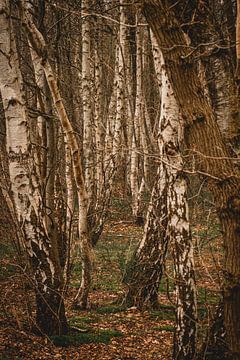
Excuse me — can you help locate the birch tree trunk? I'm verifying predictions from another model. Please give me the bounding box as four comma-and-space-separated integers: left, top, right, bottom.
156, 55, 197, 359
20, 0, 93, 310
0, 0, 67, 336
130, 25, 142, 223
142, 1, 240, 358
82, 0, 94, 201
123, 40, 168, 309
30, 45, 58, 249
89, 34, 109, 246
123, 47, 196, 323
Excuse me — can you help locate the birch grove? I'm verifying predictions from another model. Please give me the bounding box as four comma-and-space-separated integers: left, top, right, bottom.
0, 0, 240, 358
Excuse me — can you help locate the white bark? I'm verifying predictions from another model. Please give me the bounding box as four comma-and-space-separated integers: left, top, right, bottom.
112, 45, 124, 159
124, 50, 197, 355
130, 25, 143, 222
0, 0, 67, 334
159, 54, 197, 360
82, 0, 93, 200
94, 48, 104, 197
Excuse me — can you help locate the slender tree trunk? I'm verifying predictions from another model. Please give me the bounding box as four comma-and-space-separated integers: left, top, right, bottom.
0, 0, 67, 335
20, 0, 93, 310
130, 24, 141, 221
142, 1, 240, 358
64, 144, 74, 280
82, 0, 93, 200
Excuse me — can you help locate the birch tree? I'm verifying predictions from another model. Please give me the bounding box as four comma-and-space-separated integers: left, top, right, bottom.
130, 25, 143, 223
82, 0, 94, 201
0, 0, 67, 335
19, 0, 94, 310
124, 42, 197, 352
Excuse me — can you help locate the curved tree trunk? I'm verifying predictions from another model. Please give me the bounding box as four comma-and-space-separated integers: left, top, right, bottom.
20, 0, 93, 310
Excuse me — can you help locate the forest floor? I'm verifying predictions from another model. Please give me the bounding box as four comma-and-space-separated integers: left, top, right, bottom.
0, 196, 223, 359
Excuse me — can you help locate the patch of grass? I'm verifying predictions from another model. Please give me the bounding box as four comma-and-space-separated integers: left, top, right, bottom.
51, 328, 123, 347
153, 325, 175, 332
158, 276, 174, 294
80, 316, 99, 324
71, 262, 82, 276
96, 240, 129, 265
150, 309, 175, 321
96, 305, 126, 314
68, 282, 80, 288
110, 197, 131, 219
0, 263, 16, 280
94, 241, 130, 292
69, 315, 99, 326
197, 288, 220, 305
0, 244, 14, 259
93, 275, 120, 292
198, 307, 208, 320
101, 329, 123, 337
194, 222, 222, 250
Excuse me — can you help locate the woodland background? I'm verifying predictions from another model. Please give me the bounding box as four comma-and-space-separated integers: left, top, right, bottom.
0, 0, 240, 359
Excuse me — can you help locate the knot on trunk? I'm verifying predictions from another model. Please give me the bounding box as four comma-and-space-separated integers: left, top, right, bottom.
227, 196, 240, 214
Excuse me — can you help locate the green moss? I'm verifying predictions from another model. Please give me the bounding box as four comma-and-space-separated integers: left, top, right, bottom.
150, 309, 175, 321
0, 263, 16, 280
69, 315, 99, 326
96, 305, 126, 314
197, 288, 220, 305
72, 262, 82, 275
158, 276, 174, 293
51, 328, 123, 347
93, 276, 120, 292
0, 244, 15, 258
198, 307, 208, 320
